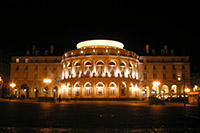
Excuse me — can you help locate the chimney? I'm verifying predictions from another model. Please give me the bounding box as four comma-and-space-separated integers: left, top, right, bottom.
145, 44, 149, 54
50, 45, 54, 54
164, 45, 168, 54
32, 45, 36, 55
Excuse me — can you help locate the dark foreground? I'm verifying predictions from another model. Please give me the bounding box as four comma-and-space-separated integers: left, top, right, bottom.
0, 100, 199, 132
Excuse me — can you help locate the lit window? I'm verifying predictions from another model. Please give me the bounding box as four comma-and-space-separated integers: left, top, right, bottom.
25, 58, 29, 63
16, 58, 19, 63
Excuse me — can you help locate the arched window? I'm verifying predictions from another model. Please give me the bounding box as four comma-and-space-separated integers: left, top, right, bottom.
96, 61, 104, 74
141, 86, 150, 98
108, 61, 116, 75
84, 82, 92, 96
171, 85, 177, 95
67, 63, 72, 76
74, 82, 81, 96
161, 85, 169, 95
109, 82, 116, 96
120, 82, 126, 96
96, 82, 104, 96
129, 63, 133, 77
120, 62, 126, 74
84, 61, 92, 75
75, 62, 81, 75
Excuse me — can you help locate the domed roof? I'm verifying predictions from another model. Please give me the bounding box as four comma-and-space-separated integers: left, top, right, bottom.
76, 40, 124, 49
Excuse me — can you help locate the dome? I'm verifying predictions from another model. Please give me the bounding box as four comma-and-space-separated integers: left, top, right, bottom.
76, 40, 124, 49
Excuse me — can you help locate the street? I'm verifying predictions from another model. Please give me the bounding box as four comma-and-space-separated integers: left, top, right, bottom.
0, 100, 199, 132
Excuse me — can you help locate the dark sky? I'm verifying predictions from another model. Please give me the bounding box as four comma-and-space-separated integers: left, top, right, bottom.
0, 1, 200, 73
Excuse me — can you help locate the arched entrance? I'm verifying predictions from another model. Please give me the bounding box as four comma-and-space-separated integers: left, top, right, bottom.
84, 82, 92, 96
142, 86, 150, 99
96, 82, 104, 97
161, 85, 169, 98
120, 82, 127, 96
171, 85, 177, 97
74, 82, 81, 97
109, 82, 116, 96
21, 84, 29, 98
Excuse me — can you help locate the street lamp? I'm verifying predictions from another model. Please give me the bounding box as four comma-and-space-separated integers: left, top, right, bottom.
10, 82, 16, 97
43, 78, 52, 97
184, 87, 190, 115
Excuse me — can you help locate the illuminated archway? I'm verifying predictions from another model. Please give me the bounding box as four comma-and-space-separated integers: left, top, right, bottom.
96, 82, 104, 96
74, 82, 81, 96
84, 82, 92, 96
120, 82, 127, 96
171, 85, 177, 96
109, 82, 116, 96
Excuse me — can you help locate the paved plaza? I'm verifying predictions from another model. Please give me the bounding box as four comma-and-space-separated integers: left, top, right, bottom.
0, 99, 199, 132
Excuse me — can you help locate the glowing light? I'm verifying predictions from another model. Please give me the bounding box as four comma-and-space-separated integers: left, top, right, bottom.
153, 81, 160, 86
43, 78, 52, 84
142, 90, 146, 95
184, 88, 190, 93
161, 90, 165, 95
77, 40, 124, 49
10, 82, 16, 88
61, 84, 67, 89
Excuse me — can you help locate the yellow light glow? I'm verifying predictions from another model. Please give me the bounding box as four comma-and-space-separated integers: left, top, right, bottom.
43, 78, 52, 84
10, 82, 16, 88
61, 84, 67, 89
153, 81, 160, 86
76, 40, 124, 49
184, 88, 190, 93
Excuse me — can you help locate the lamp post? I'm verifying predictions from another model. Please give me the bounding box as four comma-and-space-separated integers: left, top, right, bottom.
184, 87, 190, 115
9, 82, 16, 98
43, 78, 52, 97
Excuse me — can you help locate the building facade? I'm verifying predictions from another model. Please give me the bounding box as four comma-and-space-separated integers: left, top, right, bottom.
10, 56, 62, 98
61, 40, 140, 99
9, 40, 191, 100
139, 55, 190, 99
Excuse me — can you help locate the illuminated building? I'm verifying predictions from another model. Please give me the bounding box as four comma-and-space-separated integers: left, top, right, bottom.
61, 40, 140, 99
10, 40, 191, 100
139, 44, 191, 99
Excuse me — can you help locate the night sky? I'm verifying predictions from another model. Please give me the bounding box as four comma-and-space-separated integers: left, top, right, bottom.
0, 1, 200, 73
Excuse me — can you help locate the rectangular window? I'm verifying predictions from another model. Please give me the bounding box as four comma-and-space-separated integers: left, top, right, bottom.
153, 66, 156, 70
153, 73, 157, 79
144, 73, 147, 80
172, 65, 176, 70
163, 66, 166, 70
25, 66, 28, 70
172, 73, 176, 80
16, 58, 19, 63
182, 65, 185, 70
163, 73, 166, 80
25, 58, 29, 63
16, 66, 19, 70
144, 65, 147, 70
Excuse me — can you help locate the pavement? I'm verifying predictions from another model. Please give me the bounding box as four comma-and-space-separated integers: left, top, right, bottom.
0, 98, 198, 107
